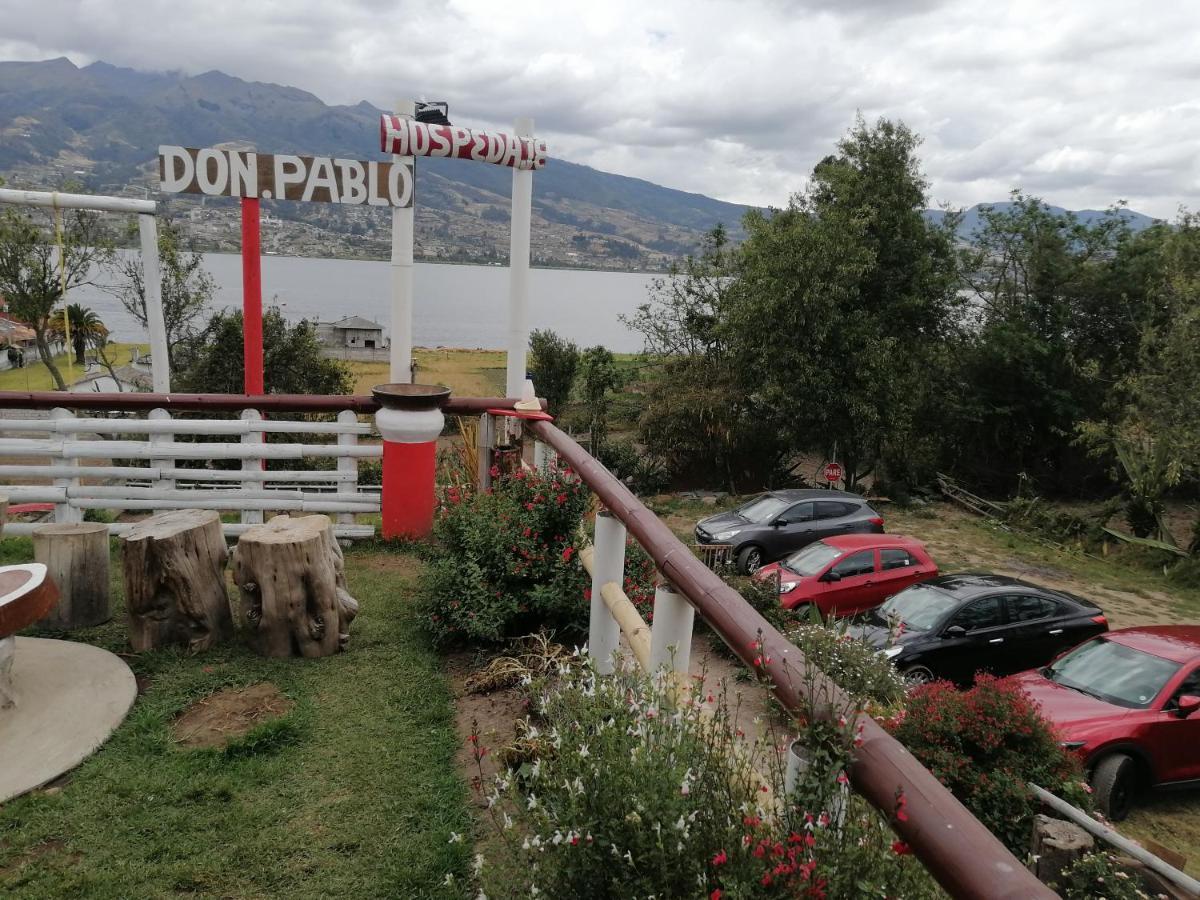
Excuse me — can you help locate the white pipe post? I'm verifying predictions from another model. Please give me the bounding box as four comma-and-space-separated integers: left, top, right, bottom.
590, 509, 626, 675
240, 409, 264, 526
50, 407, 82, 524
336, 409, 359, 537
533, 439, 553, 472
148, 408, 174, 516
138, 213, 170, 392
390, 98, 416, 384
649, 578, 695, 675
505, 117, 534, 398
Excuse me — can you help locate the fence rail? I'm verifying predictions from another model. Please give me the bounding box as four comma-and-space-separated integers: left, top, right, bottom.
528, 418, 1055, 900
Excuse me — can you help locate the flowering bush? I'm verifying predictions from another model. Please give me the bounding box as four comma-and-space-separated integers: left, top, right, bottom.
785, 623, 906, 709
420, 468, 657, 647
888, 673, 1091, 853
1051, 851, 1152, 899
470, 659, 938, 898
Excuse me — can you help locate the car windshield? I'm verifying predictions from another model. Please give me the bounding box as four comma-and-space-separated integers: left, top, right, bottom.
782, 542, 844, 576
737, 495, 790, 525
1048, 637, 1182, 709
876, 585, 956, 632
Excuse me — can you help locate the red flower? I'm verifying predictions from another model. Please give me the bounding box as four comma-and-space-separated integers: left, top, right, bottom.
489, 465, 500, 477
710, 891, 722, 900
561, 546, 575, 563
891, 841, 911, 855
712, 850, 727, 866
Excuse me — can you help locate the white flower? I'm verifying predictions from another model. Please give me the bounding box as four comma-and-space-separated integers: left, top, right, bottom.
527, 794, 539, 810
473, 854, 485, 875
448, 831, 464, 844
551, 831, 564, 846
476, 892, 488, 900
530, 759, 541, 779
530, 885, 540, 896
503, 812, 514, 830
624, 850, 634, 866
444, 874, 455, 886
577, 744, 590, 759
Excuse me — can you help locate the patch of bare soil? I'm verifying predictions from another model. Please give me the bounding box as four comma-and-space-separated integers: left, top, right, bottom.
171, 683, 294, 750
0, 839, 80, 878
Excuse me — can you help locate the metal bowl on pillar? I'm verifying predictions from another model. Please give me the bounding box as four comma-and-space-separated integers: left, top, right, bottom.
372, 383, 452, 539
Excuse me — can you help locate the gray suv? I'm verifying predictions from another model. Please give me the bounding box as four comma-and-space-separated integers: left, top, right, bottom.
695, 489, 885, 573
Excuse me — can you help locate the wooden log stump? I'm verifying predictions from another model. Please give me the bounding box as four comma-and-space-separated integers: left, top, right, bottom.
33, 523, 111, 629
1030, 814, 1094, 885
121, 510, 232, 652
233, 515, 359, 657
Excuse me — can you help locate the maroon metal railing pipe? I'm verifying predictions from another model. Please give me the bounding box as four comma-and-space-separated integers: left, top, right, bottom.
530, 420, 1056, 900
0, 391, 530, 416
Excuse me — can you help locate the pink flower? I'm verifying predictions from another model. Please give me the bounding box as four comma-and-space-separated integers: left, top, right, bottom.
489, 465, 500, 477
712, 850, 727, 866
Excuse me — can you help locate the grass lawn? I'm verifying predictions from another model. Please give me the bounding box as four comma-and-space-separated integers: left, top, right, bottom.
0, 538, 470, 899
347, 348, 507, 398
0, 344, 148, 393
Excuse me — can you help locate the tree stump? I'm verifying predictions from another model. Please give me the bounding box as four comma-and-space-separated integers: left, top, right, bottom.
1030, 814, 1094, 884
33, 523, 111, 629
121, 510, 232, 652
232, 515, 359, 657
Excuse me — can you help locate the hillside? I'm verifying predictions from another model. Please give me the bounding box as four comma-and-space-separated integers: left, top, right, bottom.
0, 58, 752, 269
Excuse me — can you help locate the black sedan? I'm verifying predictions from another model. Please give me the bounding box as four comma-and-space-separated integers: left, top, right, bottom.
695, 489, 885, 573
848, 574, 1109, 686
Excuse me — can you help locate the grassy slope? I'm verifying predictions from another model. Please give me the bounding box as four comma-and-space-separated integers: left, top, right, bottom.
0, 344, 148, 393
347, 348, 507, 398
0, 539, 469, 899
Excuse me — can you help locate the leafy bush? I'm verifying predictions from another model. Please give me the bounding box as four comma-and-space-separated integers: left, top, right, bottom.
1051, 851, 1152, 900
786, 623, 907, 709
471, 660, 937, 898
888, 674, 1091, 853
419, 469, 657, 647
596, 440, 670, 496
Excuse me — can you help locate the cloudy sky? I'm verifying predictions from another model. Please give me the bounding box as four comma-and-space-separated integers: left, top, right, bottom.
4, 0, 1198, 217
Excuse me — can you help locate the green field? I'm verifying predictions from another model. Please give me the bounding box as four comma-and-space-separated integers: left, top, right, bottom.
0, 344, 148, 393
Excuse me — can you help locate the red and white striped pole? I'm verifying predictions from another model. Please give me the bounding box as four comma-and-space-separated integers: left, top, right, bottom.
373, 385, 449, 539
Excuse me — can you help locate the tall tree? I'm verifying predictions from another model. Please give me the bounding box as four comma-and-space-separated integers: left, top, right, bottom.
53, 303, 106, 365
575, 345, 622, 452
111, 219, 214, 371
729, 117, 961, 488
528, 329, 579, 415
0, 208, 111, 389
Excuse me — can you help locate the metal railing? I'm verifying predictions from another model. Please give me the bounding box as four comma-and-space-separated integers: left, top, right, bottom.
528, 419, 1056, 900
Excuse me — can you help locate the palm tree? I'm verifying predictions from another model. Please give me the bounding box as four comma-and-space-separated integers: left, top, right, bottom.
51, 304, 107, 366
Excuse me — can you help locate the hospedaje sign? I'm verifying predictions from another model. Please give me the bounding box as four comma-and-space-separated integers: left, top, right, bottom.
158, 146, 414, 207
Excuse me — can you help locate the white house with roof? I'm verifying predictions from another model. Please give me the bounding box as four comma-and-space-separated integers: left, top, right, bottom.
316, 316, 386, 350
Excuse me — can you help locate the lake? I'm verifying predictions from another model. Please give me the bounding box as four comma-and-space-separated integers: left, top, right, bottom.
71, 253, 658, 353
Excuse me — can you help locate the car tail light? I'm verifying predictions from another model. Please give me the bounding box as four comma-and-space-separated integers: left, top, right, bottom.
868, 516, 884, 526
1091, 615, 1108, 626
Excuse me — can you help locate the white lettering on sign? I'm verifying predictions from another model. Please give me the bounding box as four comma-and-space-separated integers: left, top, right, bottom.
157, 146, 414, 207
378, 116, 548, 171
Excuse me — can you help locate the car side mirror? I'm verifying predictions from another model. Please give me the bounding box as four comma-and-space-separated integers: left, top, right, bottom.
943, 625, 967, 639
1177, 694, 1200, 718
821, 570, 842, 583
774, 518, 789, 527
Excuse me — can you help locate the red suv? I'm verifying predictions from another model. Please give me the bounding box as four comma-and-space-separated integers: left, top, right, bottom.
752, 534, 937, 617
1013, 626, 1200, 820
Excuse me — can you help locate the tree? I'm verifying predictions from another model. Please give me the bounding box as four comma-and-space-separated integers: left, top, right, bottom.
528, 329, 579, 415
52, 303, 106, 365
728, 117, 961, 489
575, 346, 622, 452
0, 208, 111, 389
111, 219, 214, 371
176, 308, 352, 396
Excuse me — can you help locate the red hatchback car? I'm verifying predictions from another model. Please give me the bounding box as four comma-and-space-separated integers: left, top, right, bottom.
1014, 626, 1200, 820
753, 534, 938, 617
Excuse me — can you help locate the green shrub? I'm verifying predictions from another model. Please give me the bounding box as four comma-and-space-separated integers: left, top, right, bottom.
786, 622, 907, 709
419, 469, 657, 648
472, 660, 937, 898
1051, 851, 1151, 899
597, 440, 670, 496
889, 674, 1091, 854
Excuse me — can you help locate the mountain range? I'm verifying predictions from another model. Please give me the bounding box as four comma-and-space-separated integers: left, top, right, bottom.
0, 57, 1161, 268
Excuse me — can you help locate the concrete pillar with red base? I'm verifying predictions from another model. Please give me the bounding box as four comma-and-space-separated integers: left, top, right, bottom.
372, 384, 451, 539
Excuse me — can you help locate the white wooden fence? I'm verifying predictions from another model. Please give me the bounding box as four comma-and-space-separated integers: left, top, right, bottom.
0, 407, 381, 538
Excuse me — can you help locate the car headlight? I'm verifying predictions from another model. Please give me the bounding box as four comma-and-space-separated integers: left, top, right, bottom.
713, 529, 741, 542
778, 581, 798, 594
880, 646, 904, 660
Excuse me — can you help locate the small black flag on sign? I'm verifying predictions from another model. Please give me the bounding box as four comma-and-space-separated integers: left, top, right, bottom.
415, 101, 451, 126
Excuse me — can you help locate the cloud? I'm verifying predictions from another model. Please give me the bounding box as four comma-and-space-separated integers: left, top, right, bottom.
2, 0, 1197, 218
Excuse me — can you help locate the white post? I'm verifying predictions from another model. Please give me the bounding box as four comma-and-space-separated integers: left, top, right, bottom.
138, 213, 170, 392
590, 508, 626, 675
390, 98, 416, 384
240, 409, 264, 526
505, 116, 534, 398
336, 409, 359, 536
533, 439, 553, 472
148, 408, 174, 516
650, 579, 694, 675
50, 407, 82, 524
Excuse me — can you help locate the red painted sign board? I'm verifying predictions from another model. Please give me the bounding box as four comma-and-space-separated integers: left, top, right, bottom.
823, 462, 843, 484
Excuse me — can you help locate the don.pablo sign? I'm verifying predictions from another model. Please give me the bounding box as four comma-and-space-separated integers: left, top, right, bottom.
158, 145, 414, 207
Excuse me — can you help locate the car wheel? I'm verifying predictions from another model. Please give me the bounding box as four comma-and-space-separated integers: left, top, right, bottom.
737, 545, 764, 574
901, 665, 935, 688
1092, 754, 1139, 821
